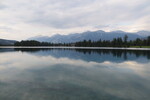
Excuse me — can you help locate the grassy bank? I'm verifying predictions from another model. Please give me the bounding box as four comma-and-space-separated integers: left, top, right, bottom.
130, 46, 150, 48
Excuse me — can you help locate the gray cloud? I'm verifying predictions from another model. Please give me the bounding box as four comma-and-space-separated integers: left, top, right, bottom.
0, 2, 6, 9
25, 0, 150, 28
0, 0, 150, 40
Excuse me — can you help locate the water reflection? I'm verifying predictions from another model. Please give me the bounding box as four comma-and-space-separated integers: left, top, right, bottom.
1, 48, 150, 62
0, 48, 150, 100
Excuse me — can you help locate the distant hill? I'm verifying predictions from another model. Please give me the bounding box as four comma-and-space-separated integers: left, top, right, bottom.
136, 31, 150, 37
28, 30, 150, 43
0, 39, 17, 46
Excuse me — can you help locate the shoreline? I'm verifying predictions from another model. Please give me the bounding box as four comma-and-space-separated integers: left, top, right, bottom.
0, 46, 150, 50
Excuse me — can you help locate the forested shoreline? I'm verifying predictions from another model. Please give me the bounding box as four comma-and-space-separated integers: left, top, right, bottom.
14, 35, 150, 47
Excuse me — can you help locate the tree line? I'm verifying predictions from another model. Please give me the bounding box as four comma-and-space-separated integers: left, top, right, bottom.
14, 40, 66, 46
14, 35, 150, 47
75, 35, 150, 47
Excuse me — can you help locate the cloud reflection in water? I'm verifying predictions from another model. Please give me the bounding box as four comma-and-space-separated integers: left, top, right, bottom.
0, 48, 150, 100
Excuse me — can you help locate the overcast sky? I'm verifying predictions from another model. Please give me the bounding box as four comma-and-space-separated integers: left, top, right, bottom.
0, 0, 150, 40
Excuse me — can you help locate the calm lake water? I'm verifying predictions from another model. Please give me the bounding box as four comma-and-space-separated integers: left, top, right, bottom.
0, 48, 150, 100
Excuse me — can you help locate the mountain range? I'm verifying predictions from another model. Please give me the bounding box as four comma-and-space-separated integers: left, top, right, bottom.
0, 39, 17, 46
28, 30, 150, 43
0, 30, 150, 45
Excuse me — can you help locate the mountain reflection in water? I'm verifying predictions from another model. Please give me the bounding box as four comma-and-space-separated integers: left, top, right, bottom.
0, 48, 150, 100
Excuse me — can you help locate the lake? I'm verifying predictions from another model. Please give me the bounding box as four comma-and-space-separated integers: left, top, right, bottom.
0, 48, 150, 100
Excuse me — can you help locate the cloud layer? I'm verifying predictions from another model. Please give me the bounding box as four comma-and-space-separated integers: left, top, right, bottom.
0, 0, 150, 40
